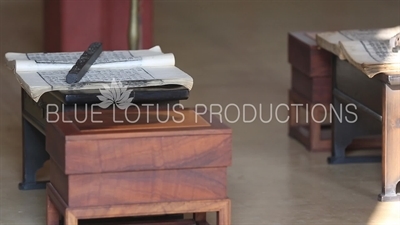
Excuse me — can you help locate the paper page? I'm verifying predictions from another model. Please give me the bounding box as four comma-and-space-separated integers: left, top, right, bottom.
318, 26, 400, 44
25, 51, 139, 64
8, 53, 175, 72
337, 26, 400, 41
6, 46, 162, 62
339, 40, 400, 77
38, 68, 157, 87
340, 40, 400, 64
390, 32, 400, 50
5, 46, 175, 72
17, 66, 193, 102
316, 25, 400, 58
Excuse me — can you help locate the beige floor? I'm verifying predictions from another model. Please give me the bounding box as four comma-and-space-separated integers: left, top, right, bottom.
1, 0, 400, 224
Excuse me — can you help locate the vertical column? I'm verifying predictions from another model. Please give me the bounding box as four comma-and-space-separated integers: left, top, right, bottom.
44, 0, 152, 52
139, 0, 153, 49
46, 194, 59, 225
379, 84, 400, 201
101, 0, 132, 50
64, 210, 78, 225
217, 199, 231, 225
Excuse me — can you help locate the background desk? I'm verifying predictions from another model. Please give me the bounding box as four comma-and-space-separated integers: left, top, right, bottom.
330, 58, 400, 201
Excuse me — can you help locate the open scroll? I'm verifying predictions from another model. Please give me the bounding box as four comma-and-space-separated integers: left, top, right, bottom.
339, 39, 400, 77
316, 26, 400, 59
5, 46, 193, 102
316, 26, 400, 77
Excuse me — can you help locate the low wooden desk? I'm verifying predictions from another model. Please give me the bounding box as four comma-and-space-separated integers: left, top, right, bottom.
287, 32, 333, 152
46, 108, 231, 225
20, 86, 189, 190
329, 58, 400, 201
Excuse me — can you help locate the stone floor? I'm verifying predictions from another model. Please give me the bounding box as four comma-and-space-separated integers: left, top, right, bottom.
0, 0, 399, 224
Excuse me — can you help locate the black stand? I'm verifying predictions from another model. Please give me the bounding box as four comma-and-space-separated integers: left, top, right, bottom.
328, 58, 382, 164
19, 118, 49, 190
328, 91, 382, 164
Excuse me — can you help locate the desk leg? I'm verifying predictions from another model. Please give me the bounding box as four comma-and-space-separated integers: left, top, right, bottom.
46, 194, 60, 225
379, 85, 400, 201
328, 97, 355, 163
329, 91, 382, 164
19, 118, 49, 190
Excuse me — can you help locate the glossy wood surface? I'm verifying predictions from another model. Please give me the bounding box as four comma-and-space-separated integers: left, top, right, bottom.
380, 84, 400, 201
46, 109, 232, 174
288, 32, 332, 77
50, 161, 227, 207
291, 67, 332, 103
47, 183, 231, 225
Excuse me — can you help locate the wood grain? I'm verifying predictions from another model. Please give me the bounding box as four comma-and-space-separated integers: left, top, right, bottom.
46, 108, 232, 221
80, 219, 199, 225
291, 67, 332, 103
51, 161, 227, 207
47, 184, 230, 224
46, 194, 59, 225
71, 198, 230, 220
65, 209, 78, 225
59, 135, 230, 174
381, 85, 400, 200
46, 109, 231, 141
73, 109, 211, 132
46, 109, 232, 174
288, 32, 332, 77
288, 89, 331, 152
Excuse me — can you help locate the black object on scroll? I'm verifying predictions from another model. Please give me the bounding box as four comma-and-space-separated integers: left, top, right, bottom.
66, 42, 103, 84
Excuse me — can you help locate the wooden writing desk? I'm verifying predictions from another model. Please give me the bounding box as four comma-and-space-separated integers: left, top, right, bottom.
44, 0, 153, 51
329, 58, 400, 201
46, 108, 231, 225
20, 86, 189, 190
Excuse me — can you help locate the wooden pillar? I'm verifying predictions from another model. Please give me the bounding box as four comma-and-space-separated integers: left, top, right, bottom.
44, 0, 153, 52
379, 84, 400, 201
139, 0, 153, 49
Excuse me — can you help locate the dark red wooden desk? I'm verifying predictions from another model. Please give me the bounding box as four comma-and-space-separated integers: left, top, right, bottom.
330, 58, 400, 201
45, 108, 231, 225
20, 86, 189, 190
